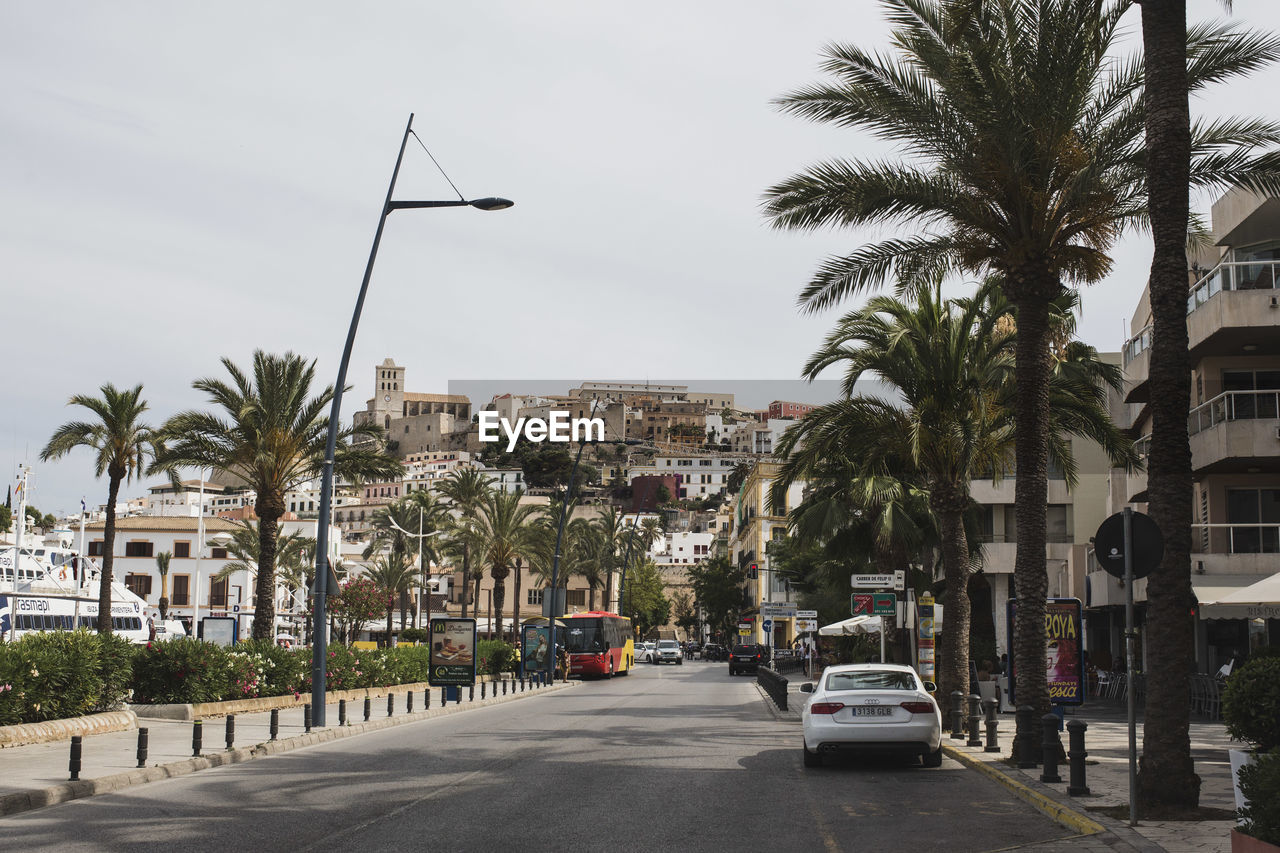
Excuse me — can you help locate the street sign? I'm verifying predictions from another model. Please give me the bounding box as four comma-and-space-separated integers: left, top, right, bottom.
894, 570, 905, 590
762, 618, 773, 635
796, 618, 818, 632
851, 593, 873, 615
737, 622, 751, 632
1094, 511, 1164, 579
851, 573, 897, 588
795, 609, 818, 619
760, 603, 797, 619
872, 593, 896, 615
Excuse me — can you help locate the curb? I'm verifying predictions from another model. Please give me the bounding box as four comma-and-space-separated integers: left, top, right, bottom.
0, 711, 139, 750
0, 680, 579, 818
131, 680, 439, 721
942, 745, 1105, 836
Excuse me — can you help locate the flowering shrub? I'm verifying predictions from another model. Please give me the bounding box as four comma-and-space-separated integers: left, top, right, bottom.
477, 640, 516, 676
0, 631, 134, 725
131, 638, 230, 704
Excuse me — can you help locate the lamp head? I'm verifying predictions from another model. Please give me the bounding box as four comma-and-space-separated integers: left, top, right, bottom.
469, 197, 515, 211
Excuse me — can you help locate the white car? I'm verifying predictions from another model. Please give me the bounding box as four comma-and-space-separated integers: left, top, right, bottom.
800, 663, 943, 768
652, 639, 683, 665
634, 641, 656, 663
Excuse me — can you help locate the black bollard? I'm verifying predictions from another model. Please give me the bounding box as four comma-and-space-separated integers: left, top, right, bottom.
966, 694, 983, 747
441, 687, 447, 706
982, 698, 1000, 752
1016, 706, 1038, 768
950, 691, 965, 739
1040, 713, 1062, 783
455, 688, 461, 706
136, 727, 149, 768
225, 715, 235, 750
339, 699, 347, 726
387, 693, 395, 717
481, 681, 487, 699
70, 735, 83, 781
407, 691, 414, 713
503, 678, 508, 696
304, 703, 312, 733
364, 696, 371, 721
469, 685, 475, 702
424, 688, 430, 710
1066, 719, 1090, 796
192, 720, 203, 757
270, 709, 279, 741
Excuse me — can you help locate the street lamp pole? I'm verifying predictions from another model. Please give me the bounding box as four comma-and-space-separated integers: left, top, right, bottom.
546, 401, 600, 678
310, 114, 512, 726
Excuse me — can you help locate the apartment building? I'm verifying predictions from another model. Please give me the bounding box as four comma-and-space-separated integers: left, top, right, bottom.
728, 460, 806, 647
651, 455, 740, 501
1097, 187, 1280, 671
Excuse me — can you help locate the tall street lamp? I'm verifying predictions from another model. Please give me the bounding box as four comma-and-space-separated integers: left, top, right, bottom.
310, 114, 512, 726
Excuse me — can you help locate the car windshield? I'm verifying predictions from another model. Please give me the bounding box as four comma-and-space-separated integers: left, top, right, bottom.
825, 671, 918, 692
658, 641, 679, 649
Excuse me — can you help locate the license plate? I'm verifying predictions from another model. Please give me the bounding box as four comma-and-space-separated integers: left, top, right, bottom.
851, 707, 893, 717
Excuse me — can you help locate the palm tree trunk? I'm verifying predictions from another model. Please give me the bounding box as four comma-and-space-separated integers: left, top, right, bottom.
1137, 0, 1200, 811
473, 569, 482, 628
386, 606, 393, 646
97, 471, 123, 634
589, 586, 597, 612
252, 503, 283, 641
512, 561, 522, 638
934, 495, 972, 703
493, 567, 508, 640
1009, 289, 1054, 762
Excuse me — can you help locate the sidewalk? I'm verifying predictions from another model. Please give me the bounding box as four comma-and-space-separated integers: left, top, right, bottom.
772, 679, 1239, 853
0, 679, 575, 817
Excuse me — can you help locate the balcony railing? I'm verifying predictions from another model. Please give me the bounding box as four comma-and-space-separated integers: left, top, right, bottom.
1188, 389, 1280, 435
1192, 522, 1280, 555
1124, 325, 1154, 366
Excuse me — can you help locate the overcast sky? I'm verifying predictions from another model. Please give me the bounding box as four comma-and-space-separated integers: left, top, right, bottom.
5, 1, 1279, 515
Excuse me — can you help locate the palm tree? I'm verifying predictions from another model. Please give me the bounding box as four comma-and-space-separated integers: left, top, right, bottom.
436, 469, 492, 620
212, 520, 313, 621
155, 551, 172, 621
40, 383, 155, 634
471, 489, 541, 639
153, 351, 401, 640
775, 282, 1135, 700
364, 554, 416, 643
365, 494, 447, 627
763, 0, 1279, 755
593, 507, 628, 612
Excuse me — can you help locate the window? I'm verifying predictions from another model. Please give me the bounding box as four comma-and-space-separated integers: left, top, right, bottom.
210, 578, 229, 607
1047, 505, 1070, 543
89, 540, 104, 556
1227, 488, 1280, 553
527, 588, 544, 605
211, 547, 228, 560
174, 541, 191, 558
124, 573, 153, 599
566, 589, 587, 607
125, 541, 154, 558
171, 574, 191, 606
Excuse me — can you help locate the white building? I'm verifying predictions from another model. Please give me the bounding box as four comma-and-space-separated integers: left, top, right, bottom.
652, 455, 741, 500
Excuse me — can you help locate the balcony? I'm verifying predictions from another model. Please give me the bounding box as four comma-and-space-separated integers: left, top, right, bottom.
1186, 390, 1280, 475
1193, 523, 1280, 570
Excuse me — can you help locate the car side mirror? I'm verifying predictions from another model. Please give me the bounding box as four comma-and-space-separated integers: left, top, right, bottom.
800, 683, 815, 694
922, 681, 937, 693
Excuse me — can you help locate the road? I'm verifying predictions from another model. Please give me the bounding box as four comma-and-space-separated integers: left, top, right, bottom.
1, 660, 1086, 852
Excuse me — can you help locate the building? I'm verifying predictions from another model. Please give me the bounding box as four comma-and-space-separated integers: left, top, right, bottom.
352, 358, 472, 457
768, 400, 816, 420
651, 455, 740, 501
728, 460, 806, 647
1095, 186, 1280, 671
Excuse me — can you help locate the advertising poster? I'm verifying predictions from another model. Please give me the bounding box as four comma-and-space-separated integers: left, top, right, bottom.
1006, 598, 1084, 705
429, 618, 477, 686
523, 625, 551, 674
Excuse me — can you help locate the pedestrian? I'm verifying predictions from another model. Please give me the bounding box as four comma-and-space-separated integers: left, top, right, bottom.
556, 644, 569, 682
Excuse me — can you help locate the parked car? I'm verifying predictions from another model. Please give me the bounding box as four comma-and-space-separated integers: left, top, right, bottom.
653, 639, 684, 665
704, 643, 726, 662
728, 644, 768, 676
635, 641, 656, 663
685, 642, 702, 659
800, 663, 942, 769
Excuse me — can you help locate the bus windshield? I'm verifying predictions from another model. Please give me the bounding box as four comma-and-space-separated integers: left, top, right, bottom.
565, 622, 606, 652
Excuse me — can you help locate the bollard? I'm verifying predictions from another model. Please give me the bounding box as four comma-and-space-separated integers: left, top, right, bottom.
503, 679, 508, 696
950, 691, 965, 739
1040, 713, 1062, 783
70, 735, 83, 781
455, 688, 461, 706
364, 696, 371, 721
339, 699, 347, 727
304, 703, 312, 733
136, 727, 149, 768
1016, 706, 1038, 768
469, 685, 475, 702
441, 688, 447, 707
225, 715, 235, 751
192, 720, 203, 757
270, 709, 279, 741
424, 688, 430, 710
481, 681, 487, 699
521, 676, 526, 692
387, 693, 395, 718
982, 698, 1000, 752
1067, 719, 1090, 796
966, 694, 983, 747
407, 691, 414, 713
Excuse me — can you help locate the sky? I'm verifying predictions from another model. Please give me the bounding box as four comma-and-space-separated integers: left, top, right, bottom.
5, 1, 1280, 516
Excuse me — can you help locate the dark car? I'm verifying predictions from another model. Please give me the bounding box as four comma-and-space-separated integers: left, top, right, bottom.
729, 644, 768, 676
702, 643, 723, 661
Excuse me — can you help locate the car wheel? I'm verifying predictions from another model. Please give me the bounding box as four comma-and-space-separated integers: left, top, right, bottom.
803, 743, 822, 768
922, 747, 943, 768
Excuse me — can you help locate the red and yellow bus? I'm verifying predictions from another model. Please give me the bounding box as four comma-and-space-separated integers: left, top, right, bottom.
564, 611, 633, 678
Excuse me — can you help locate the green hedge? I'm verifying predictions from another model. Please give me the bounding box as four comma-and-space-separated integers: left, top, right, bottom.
477, 639, 516, 675
1223, 656, 1280, 752
1239, 748, 1280, 847
0, 631, 134, 725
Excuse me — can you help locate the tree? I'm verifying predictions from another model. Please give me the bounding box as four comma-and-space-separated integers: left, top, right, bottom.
726, 463, 751, 495
365, 493, 447, 628
0, 505, 10, 535
625, 559, 670, 637
592, 507, 629, 612
155, 551, 172, 621
774, 282, 1135, 699
154, 351, 401, 640
671, 590, 698, 638
330, 576, 386, 647
653, 484, 673, 507
687, 555, 747, 644
365, 554, 416, 642
470, 489, 541, 639
211, 520, 314, 626
40, 382, 155, 634
763, 0, 1279, 757
436, 469, 493, 620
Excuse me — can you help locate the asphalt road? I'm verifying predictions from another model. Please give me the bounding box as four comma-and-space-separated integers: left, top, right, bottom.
0, 661, 1083, 852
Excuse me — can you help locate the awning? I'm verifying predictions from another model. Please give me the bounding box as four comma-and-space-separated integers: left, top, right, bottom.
1199, 572, 1280, 620
819, 616, 883, 636
1194, 573, 1278, 620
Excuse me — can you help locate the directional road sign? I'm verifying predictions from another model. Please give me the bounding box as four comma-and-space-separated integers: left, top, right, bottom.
852, 573, 897, 588
852, 594, 873, 615
872, 593, 896, 615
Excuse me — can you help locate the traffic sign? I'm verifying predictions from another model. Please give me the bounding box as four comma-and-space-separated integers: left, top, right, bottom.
852, 593, 873, 615
796, 618, 818, 632
795, 609, 818, 619
893, 570, 905, 590
851, 573, 896, 588
760, 603, 797, 619
1094, 510, 1164, 580
872, 593, 896, 615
